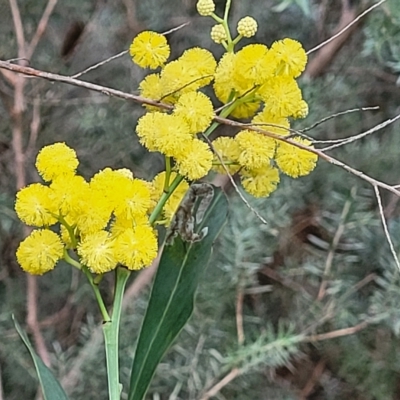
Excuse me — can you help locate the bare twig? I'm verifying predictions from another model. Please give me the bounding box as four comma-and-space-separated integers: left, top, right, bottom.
71, 50, 128, 79
301, 106, 379, 133
300, 359, 326, 400
203, 134, 268, 225
2, 60, 399, 200
374, 185, 400, 270
26, 98, 41, 160
8, 0, 56, 370
307, 0, 387, 55
70, 22, 190, 79
9, 0, 26, 59
317, 187, 355, 301
26, 0, 58, 59
302, 321, 369, 342
318, 113, 400, 150
199, 368, 241, 400
236, 287, 245, 345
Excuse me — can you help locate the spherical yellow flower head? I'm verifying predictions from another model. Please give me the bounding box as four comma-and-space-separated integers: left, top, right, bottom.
115, 226, 158, 270
161, 48, 217, 96
90, 168, 134, 212
241, 164, 280, 198
175, 139, 213, 181
275, 137, 318, 178
150, 171, 189, 225
129, 31, 170, 69
77, 231, 117, 274
173, 91, 214, 134
235, 44, 274, 86
136, 112, 192, 157
251, 109, 290, 139
155, 114, 193, 158
196, 0, 215, 16
110, 214, 150, 237
213, 49, 263, 119
73, 189, 113, 235
15, 183, 58, 227
211, 136, 241, 174
178, 47, 217, 86
50, 175, 90, 220
135, 112, 163, 152
214, 52, 235, 102
237, 16, 258, 38
113, 178, 152, 222
269, 38, 307, 78
16, 229, 64, 275
259, 76, 303, 118
139, 73, 176, 109
235, 130, 276, 170
35, 142, 78, 182
211, 25, 227, 44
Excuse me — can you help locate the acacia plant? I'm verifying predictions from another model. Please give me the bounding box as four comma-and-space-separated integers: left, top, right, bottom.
10, 0, 321, 398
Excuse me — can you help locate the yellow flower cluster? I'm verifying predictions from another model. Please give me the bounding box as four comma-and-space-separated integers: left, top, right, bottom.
128, 2, 318, 198
15, 143, 188, 276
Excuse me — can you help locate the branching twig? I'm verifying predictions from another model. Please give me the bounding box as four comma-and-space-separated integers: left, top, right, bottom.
374, 185, 400, 270
26, 0, 58, 60
306, 0, 387, 55
70, 22, 190, 79
202, 134, 268, 225
236, 287, 245, 345
302, 321, 369, 342
199, 368, 241, 400
301, 106, 379, 133
1, 61, 399, 199
318, 113, 400, 150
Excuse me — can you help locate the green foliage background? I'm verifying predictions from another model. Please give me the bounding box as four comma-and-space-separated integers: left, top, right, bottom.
1, 0, 400, 399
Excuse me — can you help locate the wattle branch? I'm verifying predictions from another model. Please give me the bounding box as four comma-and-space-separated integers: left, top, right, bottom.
0, 59, 399, 199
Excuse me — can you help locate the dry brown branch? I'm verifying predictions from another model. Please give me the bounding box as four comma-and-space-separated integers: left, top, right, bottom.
305, 1, 357, 78
299, 359, 326, 400
1, 60, 399, 197
7, 0, 58, 370
302, 321, 369, 342
9, 0, 26, 59
374, 185, 400, 270
199, 368, 241, 400
317, 114, 400, 150
307, 0, 386, 56
121, 0, 144, 32
26, 0, 58, 60
236, 287, 245, 346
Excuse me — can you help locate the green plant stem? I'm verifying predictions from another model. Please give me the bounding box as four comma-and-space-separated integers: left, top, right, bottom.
149, 174, 184, 225
164, 156, 172, 191
82, 265, 110, 322
103, 266, 131, 400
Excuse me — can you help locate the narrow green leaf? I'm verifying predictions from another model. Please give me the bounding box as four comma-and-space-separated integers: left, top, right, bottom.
12, 315, 69, 400
128, 187, 228, 400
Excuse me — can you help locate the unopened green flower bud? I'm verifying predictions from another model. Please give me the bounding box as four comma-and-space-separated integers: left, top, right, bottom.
210, 24, 227, 44
237, 16, 258, 38
196, 0, 215, 16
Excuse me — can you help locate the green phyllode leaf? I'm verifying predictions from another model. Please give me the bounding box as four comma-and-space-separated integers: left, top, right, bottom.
12, 315, 69, 400
128, 187, 228, 400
